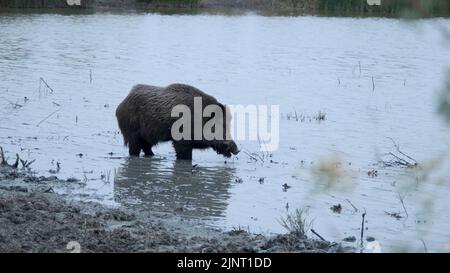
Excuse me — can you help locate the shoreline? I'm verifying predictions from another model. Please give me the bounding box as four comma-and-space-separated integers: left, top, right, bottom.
0, 166, 352, 253
0, 0, 449, 18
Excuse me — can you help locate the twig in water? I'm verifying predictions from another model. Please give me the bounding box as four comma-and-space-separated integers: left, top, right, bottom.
242, 150, 258, 162
89, 69, 92, 84
253, 152, 265, 163
20, 159, 36, 168
388, 137, 418, 165
257, 135, 270, 159
293, 108, 299, 122
39, 77, 54, 93
372, 76, 375, 91
0, 146, 8, 165
44, 187, 54, 193
382, 137, 418, 168
311, 229, 327, 242
0, 147, 21, 169
11, 154, 19, 168
36, 109, 60, 127
385, 211, 403, 220
346, 199, 359, 213
242, 149, 264, 163
398, 193, 409, 219
387, 152, 411, 166
360, 210, 366, 250
3, 98, 23, 109
421, 239, 428, 253
104, 156, 127, 160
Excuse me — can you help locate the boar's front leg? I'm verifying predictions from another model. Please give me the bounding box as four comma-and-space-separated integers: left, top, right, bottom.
173, 141, 192, 160
141, 141, 154, 157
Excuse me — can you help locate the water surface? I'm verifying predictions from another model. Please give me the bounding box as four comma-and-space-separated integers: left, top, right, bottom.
1, 11, 450, 252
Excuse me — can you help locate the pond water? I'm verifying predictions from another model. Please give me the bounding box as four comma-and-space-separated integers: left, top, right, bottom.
1, 10, 450, 252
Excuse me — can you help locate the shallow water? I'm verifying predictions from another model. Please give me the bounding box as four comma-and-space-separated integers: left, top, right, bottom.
1, 11, 450, 252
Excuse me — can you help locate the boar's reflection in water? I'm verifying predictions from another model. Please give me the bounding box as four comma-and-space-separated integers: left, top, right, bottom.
114, 157, 236, 218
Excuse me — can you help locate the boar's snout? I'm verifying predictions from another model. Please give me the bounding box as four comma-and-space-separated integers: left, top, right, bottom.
214, 140, 240, 158
228, 140, 240, 155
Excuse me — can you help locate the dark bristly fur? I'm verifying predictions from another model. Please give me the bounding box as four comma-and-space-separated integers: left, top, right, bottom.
116, 83, 239, 160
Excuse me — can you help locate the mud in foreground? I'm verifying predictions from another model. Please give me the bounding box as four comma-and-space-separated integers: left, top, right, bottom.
0, 167, 351, 253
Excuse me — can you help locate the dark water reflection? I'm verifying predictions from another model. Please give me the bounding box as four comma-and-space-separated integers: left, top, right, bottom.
114, 157, 235, 219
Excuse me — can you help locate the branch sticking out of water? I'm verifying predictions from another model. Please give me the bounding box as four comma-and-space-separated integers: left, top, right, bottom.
3, 98, 23, 109
20, 159, 36, 169
242, 148, 264, 164
0, 146, 7, 166
381, 137, 418, 168
257, 136, 271, 161
36, 109, 60, 127
360, 210, 366, 251
389, 137, 418, 164
0, 147, 31, 169
292, 108, 299, 122
346, 199, 359, 213
39, 77, 55, 93
311, 229, 327, 242
0, 147, 17, 168
398, 193, 409, 219
11, 154, 19, 169
421, 239, 428, 253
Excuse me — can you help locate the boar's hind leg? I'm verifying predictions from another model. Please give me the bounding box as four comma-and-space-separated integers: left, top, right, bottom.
128, 133, 143, 156
173, 142, 192, 160
128, 141, 141, 156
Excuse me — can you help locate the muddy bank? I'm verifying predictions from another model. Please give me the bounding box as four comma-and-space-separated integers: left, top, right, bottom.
0, 167, 352, 253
